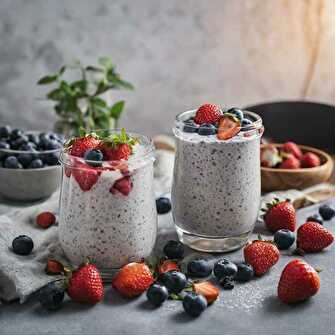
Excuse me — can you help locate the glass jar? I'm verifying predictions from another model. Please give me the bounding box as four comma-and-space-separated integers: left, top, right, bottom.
172, 110, 264, 252
58, 131, 157, 269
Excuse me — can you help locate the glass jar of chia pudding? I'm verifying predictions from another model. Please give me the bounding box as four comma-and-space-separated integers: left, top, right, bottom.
172, 107, 264, 252
58, 130, 157, 269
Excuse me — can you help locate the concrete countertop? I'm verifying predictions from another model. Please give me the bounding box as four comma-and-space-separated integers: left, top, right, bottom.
1, 197, 334, 335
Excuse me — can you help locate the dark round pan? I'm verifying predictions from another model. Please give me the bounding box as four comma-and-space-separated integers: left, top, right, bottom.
245, 101, 335, 153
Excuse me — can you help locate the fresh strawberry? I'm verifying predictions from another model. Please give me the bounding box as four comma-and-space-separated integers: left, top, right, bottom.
277, 259, 320, 304
263, 199, 296, 232
279, 155, 301, 169
112, 262, 154, 298
217, 114, 241, 140
102, 143, 132, 161
67, 263, 104, 304
72, 163, 101, 191
194, 104, 222, 125
301, 152, 321, 168
36, 211, 56, 229
110, 176, 133, 196
244, 240, 280, 276
70, 136, 101, 157
45, 259, 64, 275
193, 281, 219, 304
281, 142, 303, 160
297, 221, 334, 252
158, 260, 180, 275
261, 144, 282, 167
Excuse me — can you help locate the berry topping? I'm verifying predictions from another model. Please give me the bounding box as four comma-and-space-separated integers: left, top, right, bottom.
194, 104, 222, 125
241, 118, 253, 128
243, 240, 280, 276
319, 204, 335, 221
213, 258, 237, 281
301, 152, 321, 168
72, 163, 101, 191
158, 260, 180, 275
163, 240, 184, 259
193, 281, 219, 304
307, 214, 323, 225
156, 197, 172, 214
235, 263, 254, 282
110, 176, 133, 196
263, 198, 296, 232
70, 135, 101, 158
38, 282, 65, 311
226, 107, 244, 121
146, 283, 169, 307
12, 235, 34, 255
183, 119, 199, 133
277, 259, 320, 304
187, 259, 213, 278
84, 149, 104, 167
274, 229, 295, 250
45, 259, 64, 275
112, 262, 154, 298
161, 270, 187, 294
297, 221, 334, 253
281, 142, 303, 160
217, 114, 241, 140
198, 123, 217, 136
36, 211, 56, 229
182, 292, 207, 317
279, 155, 301, 169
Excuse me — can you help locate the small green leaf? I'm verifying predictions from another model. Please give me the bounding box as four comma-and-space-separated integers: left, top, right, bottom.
91, 97, 107, 108
169, 293, 183, 301
47, 88, 65, 101
86, 66, 103, 72
37, 74, 58, 85
109, 101, 125, 120
71, 80, 87, 94
59, 66, 66, 76
99, 57, 114, 70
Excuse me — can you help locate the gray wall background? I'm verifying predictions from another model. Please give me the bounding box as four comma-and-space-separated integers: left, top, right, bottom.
0, 0, 334, 136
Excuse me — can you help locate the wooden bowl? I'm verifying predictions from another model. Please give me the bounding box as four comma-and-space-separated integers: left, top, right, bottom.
261, 144, 334, 192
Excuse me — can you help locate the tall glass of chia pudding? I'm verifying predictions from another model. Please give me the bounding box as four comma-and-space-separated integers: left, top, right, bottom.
172, 104, 264, 252
58, 129, 157, 269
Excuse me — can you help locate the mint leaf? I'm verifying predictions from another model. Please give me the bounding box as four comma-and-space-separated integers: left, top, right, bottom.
99, 57, 114, 70
37, 74, 58, 85
109, 101, 125, 120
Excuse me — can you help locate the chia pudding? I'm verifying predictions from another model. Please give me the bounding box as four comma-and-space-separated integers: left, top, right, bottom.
172, 106, 263, 252
58, 130, 157, 269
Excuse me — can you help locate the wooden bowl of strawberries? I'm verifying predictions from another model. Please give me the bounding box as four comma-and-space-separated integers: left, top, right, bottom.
261, 142, 333, 191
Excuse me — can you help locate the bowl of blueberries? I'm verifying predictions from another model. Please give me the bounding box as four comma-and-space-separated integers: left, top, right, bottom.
0, 125, 64, 201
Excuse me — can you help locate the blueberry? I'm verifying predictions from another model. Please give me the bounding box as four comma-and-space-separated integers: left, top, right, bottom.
10, 128, 23, 140
39, 133, 51, 149
187, 259, 213, 278
220, 277, 235, 290
161, 270, 187, 294
307, 214, 323, 225
213, 258, 238, 280
0, 125, 11, 138
156, 197, 171, 214
12, 135, 29, 149
235, 263, 254, 282
227, 107, 244, 121
84, 149, 104, 167
4, 156, 20, 169
182, 292, 207, 317
20, 142, 37, 151
183, 120, 199, 133
12, 235, 34, 255
198, 123, 216, 136
319, 204, 335, 221
0, 141, 10, 149
163, 240, 184, 259
44, 139, 62, 150
38, 282, 65, 311
274, 229, 295, 250
146, 283, 169, 307
242, 118, 253, 128
29, 159, 44, 169
44, 152, 59, 166
27, 133, 40, 146
18, 153, 35, 168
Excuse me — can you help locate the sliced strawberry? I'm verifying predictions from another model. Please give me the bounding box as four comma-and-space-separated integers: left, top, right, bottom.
70, 136, 101, 158
158, 260, 180, 275
217, 114, 241, 140
194, 104, 222, 125
193, 281, 219, 304
72, 163, 101, 191
101, 143, 132, 161
110, 176, 133, 196
45, 259, 64, 275
281, 142, 303, 160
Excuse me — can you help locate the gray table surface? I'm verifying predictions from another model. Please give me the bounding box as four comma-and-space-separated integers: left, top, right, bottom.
0, 195, 334, 335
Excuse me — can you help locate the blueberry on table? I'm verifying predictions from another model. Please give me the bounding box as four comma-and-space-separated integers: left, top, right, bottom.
307, 214, 323, 225
163, 240, 184, 259
0, 125, 11, 138
183, 120, 199, 133
84, 149, 104, 167
10, 128, 23, 140
12, 235, 34, 255
161, 270, 187, 294
29, 159, 44, 169
38, 282, 65, 311
227, 107, 244, 121
146, 283, 169, 307
187, 259, 213, 278
220, 276, 235, 290
235, 263, 254, 282
183, 292, 207, 317
319, 204, 335, 221
198, 123, 216, 136
4, 156, 21, 169
274, 229, 295, 250
156, 197, 171, 214
213, 258, 238, 280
